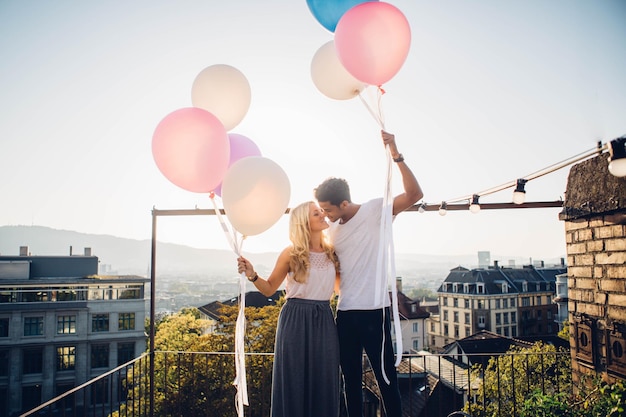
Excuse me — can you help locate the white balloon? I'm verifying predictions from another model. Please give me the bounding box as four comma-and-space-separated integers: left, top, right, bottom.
221, 157, 291, 236
191, 64, 251, 131
310, 40, 367, 100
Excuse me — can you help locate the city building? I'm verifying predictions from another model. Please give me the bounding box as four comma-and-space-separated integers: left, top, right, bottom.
0, 246, 148, 417
429, 261, 567, 350
393, 278, 431, 353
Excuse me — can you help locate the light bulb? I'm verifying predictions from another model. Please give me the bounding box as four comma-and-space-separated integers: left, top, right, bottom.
512, 179, 527, 204
512, 191, 526, 205
438, 202, 447, 216
608, 159, 626, 177
469, 195, 480, 213
608, 137, 626, 177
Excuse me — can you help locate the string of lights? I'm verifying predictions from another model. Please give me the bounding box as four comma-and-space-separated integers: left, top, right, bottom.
413, 134, 626, 216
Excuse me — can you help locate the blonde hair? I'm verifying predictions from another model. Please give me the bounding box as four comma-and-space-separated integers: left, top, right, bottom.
288, 201, 339, 283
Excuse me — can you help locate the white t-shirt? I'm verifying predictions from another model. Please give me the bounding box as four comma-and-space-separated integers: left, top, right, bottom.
285, 251, 336, 301
328, 198, 390, 310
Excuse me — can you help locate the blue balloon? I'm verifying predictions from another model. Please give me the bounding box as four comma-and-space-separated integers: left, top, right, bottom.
306, 0, 378, 33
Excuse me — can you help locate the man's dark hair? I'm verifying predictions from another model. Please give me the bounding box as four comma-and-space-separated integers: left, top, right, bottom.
314, 177, 351, 206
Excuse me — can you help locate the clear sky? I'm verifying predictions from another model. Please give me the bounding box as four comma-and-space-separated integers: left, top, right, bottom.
1, 0, 625, 262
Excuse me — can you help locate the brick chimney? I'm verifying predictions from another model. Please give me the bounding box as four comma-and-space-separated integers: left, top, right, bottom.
559, 154, 626, 386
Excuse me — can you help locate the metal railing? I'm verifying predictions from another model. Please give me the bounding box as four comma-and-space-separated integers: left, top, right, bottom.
18, 349, 571, 417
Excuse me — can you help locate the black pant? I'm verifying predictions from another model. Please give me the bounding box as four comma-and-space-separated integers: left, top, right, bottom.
336, 308, 402, 417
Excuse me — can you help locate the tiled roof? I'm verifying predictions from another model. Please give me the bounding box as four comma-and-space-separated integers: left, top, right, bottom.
198, 290, 285, 320
438, 265, 566, 294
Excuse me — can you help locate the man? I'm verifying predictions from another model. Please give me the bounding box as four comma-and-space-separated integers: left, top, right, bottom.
314, 130, 423, 417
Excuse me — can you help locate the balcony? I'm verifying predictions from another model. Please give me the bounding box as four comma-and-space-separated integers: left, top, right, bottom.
19, 348, 580, 417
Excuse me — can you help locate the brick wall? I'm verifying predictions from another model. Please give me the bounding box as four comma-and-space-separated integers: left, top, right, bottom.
559, 154, 626, 385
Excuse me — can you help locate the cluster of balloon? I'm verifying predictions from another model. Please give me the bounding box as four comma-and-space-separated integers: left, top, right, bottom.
307, 0, 411, 101
151, 63, 290, 237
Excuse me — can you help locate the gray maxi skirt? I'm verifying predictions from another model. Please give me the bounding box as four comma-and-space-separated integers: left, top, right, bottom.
271, 298, 341, 417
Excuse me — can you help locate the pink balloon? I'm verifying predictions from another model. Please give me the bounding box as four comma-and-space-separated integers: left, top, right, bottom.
335, 2, 411, 86
152, 107, 230, 193
213, 133, 262, 197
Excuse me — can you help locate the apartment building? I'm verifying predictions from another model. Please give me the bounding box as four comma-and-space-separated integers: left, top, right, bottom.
0, 247, 148, 417
429, 262, 566, 350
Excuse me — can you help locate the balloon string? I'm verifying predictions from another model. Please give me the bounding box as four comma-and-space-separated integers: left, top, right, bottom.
377, 145, 403, 385
209, 194, 248, 414
358, 85, 386, 129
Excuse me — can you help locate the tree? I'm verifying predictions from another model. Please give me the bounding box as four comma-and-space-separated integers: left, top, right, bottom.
112, 301, 281, 417
463, 342, 571, 417
463, 342, 626, 417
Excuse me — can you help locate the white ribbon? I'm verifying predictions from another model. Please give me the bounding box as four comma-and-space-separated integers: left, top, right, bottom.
359, 87, 403, 384
209, 194, 248, 416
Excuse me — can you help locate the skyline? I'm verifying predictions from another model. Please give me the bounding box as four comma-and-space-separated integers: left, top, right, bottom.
1, 1, 625, 260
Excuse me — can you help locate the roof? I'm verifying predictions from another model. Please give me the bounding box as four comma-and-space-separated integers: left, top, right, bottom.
397, 291, 431, 320
438, 264, 567, 295
198, 290, 285, 320
448, 330, 533, 354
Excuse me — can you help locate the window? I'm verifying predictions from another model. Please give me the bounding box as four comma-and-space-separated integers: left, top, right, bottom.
503, 312, 509, 324
496, 313, 501, 325
118, 313, 135, 331
511, 312, 516, 323
537, 310, 542, 319
546, 295, 552, 304
510, 298, 516, 307
537, 296, 542, 305
465, 327, 470, 337
22, 385, 42, 413
503, 298, 508, 308
548, 324, 553, 333
443, 324, 449, 336
23, 347, 43, 374
464, 299, 470, 309
454, 325, 459, 338
522, 282, 528, 292
118, 342, 135, 365
57, 315, 76, 334
431, 336, 436, 346
453, 312, 459, 323
430, 322, 435, 332
512, 327, 517, 337
478, 316, 485, 325
495, 299, 501, 309
119, 286, 141, 299
443, 310, 448, 321
57, 346, 76, 371
502, 283, 508, 293
504, 327, 509, 336
0, 318, 8, 337
496, 327, 502, 335
24, 317, 44, 336
547, 310, 553, 320
453, 298, 458, 307
477, 283, 484, 294
477, 300, 484, 309
413, 340, 419, 350
92, 314, 109, 332
22, 290, 48, 302
464, 313, 470, 324
442, 297, 448, 306
91, 344, 109, 369
522, 297, 530, 307
0, 350, 8, 376
412, 322, 419, 333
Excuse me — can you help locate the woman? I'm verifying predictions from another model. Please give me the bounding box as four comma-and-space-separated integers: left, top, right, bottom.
237, 201, 341, 417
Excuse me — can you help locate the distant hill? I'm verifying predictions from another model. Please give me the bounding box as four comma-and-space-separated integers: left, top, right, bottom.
0, 225, 245, 276
0, 225, 564, 281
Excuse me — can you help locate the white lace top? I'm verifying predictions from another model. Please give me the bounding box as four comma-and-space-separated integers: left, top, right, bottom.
285, 251, 336, 301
